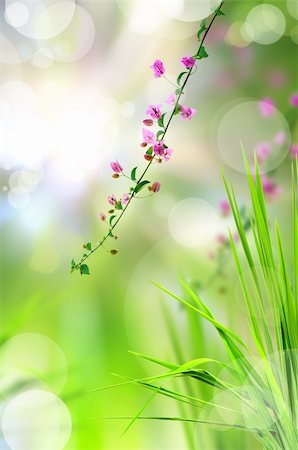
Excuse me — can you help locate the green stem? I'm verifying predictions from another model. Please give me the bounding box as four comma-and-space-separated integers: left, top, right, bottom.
74, 1, 224, 272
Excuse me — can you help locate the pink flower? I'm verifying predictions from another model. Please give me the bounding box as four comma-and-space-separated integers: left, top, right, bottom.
290, 93, 298, 107
181, 55, 196, 69
166, 93, 177, 105
151, 181, 161, 193
153, 141, 165, 157
180, 105, 197, 120
99, 212, 106, 221
256, 142, 271, 162
146, 104, 162, 120
259, 98, 275, 117
163, 147, 173, 162
143, 119, 153, 126
218, 199, 231, 217
142, 128, 155, 144
290, 144, 298, 159
110, 160, 123, 173
153, 141, 173, 162
274, 131, 286, 145
150, 59, 165, 78
216, 233, 228, 245
121, 193, 130, 206
261, 176, 282, 200
108, 194, 117, 206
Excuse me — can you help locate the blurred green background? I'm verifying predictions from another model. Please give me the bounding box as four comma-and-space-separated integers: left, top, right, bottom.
0, 1, 297, 449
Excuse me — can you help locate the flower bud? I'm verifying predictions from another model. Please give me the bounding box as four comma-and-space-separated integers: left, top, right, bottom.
140, 142, 147, 148
144, 154, 153, 161
143, 119, 153, 126
99, 212, 106, 221
151, 181, 161, 193
112, 173, 120, 179
108, 209, 114, 214
110, 249, 118, 255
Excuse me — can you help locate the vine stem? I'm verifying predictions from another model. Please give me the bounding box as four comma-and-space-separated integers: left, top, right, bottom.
74, 1, 224, 272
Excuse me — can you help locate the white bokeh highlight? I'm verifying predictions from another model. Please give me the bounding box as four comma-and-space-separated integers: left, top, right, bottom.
214, 99, 290, 174
243, 4, 286, 45
168, 198, 219, 248
2, 390, 72, 450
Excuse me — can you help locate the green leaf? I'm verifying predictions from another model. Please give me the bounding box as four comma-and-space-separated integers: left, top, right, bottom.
131, 167, 138, 182
135, 180, 151, 194
197, 20, 206, 40
146, 147, 153, 156
216, 9, 225, 16
109, 215, 116, 226
83, 242, 92, 251
156, 130, 164, 141
80, 264, 90, 275
115, 201, 122, 210
176, 72, 187, 86
175, 88, 181, 95
196, 46, 208, 60
173, 104, 180, 115
157, 113, 166, 128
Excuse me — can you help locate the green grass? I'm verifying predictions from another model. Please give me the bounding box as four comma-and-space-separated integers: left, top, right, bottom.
119, 157, 298, 450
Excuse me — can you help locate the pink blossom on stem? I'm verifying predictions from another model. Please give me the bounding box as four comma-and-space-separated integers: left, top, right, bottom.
259, 97, 275, 117
153, 141, 165, 157
143, 119, 153, 126
181, 55, 196, 69
290, 144, 298, 159
274, 131, 286, 145
146, 104, 162, 120
108, 194, 117, 206
180, 105, 197, 120
216, 233, 228, 245
99, 212, 106, 221
218, 199, 231, 217
256, 142, 271, 162
153, 141, 173, 162
142, 128, 155, 144
151, 181, 161, 193
121, 193, 130, 206
290, 93, 298, 107
110, 160, 123, 173
150, 59, 165, 78
166, 93, 177, 105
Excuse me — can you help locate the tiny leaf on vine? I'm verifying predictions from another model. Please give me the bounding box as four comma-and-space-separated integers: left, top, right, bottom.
177, 72, 187, 86
156, 130, 164, 141
135, 180, 151, 193
157, 113, 166, 128
197, 46, 208, 59
131, 166, 138, 181
80, 264, 90, 275
197, 19, 206, 41
173, 104, 181, 115
109, 215, 117, 226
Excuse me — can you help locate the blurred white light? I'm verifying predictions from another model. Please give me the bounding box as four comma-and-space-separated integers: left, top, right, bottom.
158, 0, 184, 19
7, 191, 30, 209
0, 33, 22, 64
120, 101, 135, 117
5, 0, 75, 40
168, 198, 219, 247
31, 49, 53, 69
171, 0, 221, 22
214, 99, 290, 174
5, 2, 30, 28
287, 0, 298, 19
2, 390, 72, 450
0, 333, 68, 395
243, 4, 286, 45
128, 4, 162, 35
37, 5, 95, 62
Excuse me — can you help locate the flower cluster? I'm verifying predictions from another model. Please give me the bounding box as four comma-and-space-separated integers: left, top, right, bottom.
71, 4, 225, 275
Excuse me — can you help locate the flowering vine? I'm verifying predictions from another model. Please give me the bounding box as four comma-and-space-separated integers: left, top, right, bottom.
71, 2, 225, 275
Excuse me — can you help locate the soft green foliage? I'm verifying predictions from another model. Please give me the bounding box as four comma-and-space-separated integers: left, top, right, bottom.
129, 158, 298, 450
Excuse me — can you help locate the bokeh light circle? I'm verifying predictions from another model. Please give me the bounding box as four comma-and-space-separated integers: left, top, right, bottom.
2, 389, 72, 450
0, 333, 68, 395
214, 99, 290, 174
31, 49, 53, 69
243, 4, 286, 45
168, 198, 219, 248
174, 0, 222, 22
5, 2, 30, 28
5, 0, 76, 40
37, 5, 95, 62
287, 0, 298, 20
29, 245, 61, 274
7, 191, 30, 209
